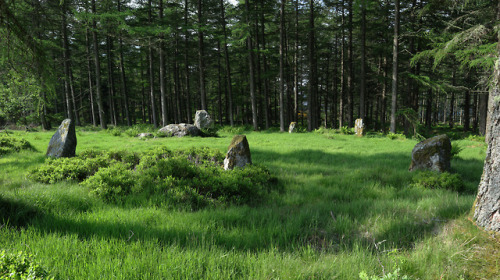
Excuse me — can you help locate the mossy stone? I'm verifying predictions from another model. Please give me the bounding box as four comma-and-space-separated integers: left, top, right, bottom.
409, 134, 451, 172
46, 119, 77, 158
224, 135, 252, 170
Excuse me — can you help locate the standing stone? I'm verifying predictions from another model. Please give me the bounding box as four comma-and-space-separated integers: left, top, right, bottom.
474, 57, 500, 232
194, 110, 213, 130
355, 118, 364, 137
137, 133, 154, 139
46, 119, 77, 158
224, 135, 252, 170
409, 134, 451, 172
289, 122, 296, 133
158, 123, 201, 137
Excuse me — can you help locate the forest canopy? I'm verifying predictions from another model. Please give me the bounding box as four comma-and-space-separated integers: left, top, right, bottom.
0, 0, 498, 134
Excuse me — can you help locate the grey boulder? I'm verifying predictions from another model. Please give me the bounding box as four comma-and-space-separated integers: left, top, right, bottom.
46, 119, 77, 158
158, 123, 201, 137
409, 134, 451, 172
224, 135, 252, 170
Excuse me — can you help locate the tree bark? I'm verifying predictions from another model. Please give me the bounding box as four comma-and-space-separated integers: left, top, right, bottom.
184, 0, 192, 123
307, 0, 318, 131
279, 0, 286, 132
245, 0, 258, 130
220, 0, 234, 126
473, 56, 500, 232
390, 0, 399, 133
85, 29, 97, 127
198, 0, 207, 110
359, 0, 366, 120
148, 0, 158, 127
91, 0, 107, 129
159, 0, 168, 127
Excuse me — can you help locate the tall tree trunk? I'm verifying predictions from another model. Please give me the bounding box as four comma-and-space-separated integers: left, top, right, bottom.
279, 0, 286, 132
91, 0, 107, 129
106, 35, 117, 126
464, 89, 471, 131
184, 0, 192, 123
293, 0, 299, 123
339, 0, 345, 129
61, 4, 74, 122
260, 0, 270, 129
307, 0, 318, 131
472, 92, 478, 132
159, 0, 168, 127
245, 0, 258, 130
198, 0, 207, 110
220, 0, 234, 126
347, 0, 354, 127
117, 0, 131, 126
85, 29, 97, 127
390, 0, 399, 133
359, 0, 366, 120
148, 0, 158, 127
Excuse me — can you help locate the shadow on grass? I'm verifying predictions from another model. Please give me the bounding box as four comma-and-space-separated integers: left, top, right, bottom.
1, 148, 484, 254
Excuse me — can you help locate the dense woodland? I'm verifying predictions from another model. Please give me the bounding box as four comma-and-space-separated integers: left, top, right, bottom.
0, 0, 498, 134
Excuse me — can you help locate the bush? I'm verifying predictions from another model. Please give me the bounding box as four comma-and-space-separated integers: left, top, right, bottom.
359, 268, 410, 280
387, 133, 406, 140
29, 147, 280, 209
0, 135, 35, 156
81, 162, 136, 202
0, 250, 53, 279
411, 171, 465, 192
340, 126, 354, 135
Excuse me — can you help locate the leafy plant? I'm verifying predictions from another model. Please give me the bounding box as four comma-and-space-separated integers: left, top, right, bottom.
450, 142, 463, 158
340, 126, 354, 135
386, 133, 406, 140
411, 171, 465, 192
0, 250, 53, 279
0, 135, 36, 156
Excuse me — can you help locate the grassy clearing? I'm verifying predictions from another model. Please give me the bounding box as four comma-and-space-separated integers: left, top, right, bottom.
0, 127, 498, 279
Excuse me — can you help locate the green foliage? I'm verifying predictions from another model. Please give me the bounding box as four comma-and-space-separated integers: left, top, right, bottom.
107, 127, 122, 137
29, 146, 279, 209
412, 171, 465, 192
340, 126, 354, 135
387, 133, 406, 140
359, 268, 410, 280
0, 136, 35, 156
218, 125, 254, 134
0, 250, 52, 279
450, 142, 463, 158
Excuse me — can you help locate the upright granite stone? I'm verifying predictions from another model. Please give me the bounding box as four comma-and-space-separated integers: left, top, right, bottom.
194, 110, 213, 130
224, 135, 252, 170
288, 122, 296, 133
46, 119, 77, 158
409, 134, 451, 172
355, 118, 364, 137
158, 123, 201, 137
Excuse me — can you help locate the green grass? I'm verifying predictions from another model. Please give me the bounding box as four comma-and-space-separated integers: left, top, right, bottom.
0, 127, 498, 279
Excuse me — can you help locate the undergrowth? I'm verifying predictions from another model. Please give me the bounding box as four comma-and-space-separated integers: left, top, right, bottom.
0, 250, 53, 279
28, 147, 280, 209
0, 135, 35, 156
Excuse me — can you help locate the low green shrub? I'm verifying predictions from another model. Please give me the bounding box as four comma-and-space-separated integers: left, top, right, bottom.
29, 147, 280, 209
359, 268, 410, 280
0, 135, 35, 155
411, 171, 465, 192
0, 250, 53, 279
386, 133, 406, 140
340, 126, 354, 135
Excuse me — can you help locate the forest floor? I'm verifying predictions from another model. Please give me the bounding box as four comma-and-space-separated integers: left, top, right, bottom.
0, 126, 499, 279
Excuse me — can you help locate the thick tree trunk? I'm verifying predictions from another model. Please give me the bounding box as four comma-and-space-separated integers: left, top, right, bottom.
390, 0, 399, 133
91, 0, 107, 129
474, 56, 500, 232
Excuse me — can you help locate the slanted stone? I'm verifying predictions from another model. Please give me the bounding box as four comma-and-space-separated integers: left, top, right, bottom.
224, 135, 252, 170
355, 118, 364, 137
289, 122, 297, 133
409, 134, 451, 172
158, 123, 201, 137
137, 133, 154, 139
194, 110, 213, 130
46, 119, 77, 158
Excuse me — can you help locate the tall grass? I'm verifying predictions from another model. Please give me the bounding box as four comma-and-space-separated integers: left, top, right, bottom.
0, 127, 497, 279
